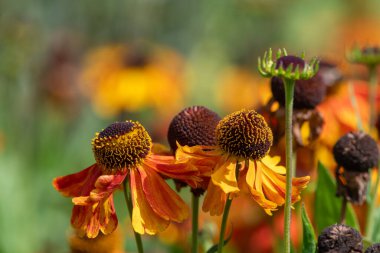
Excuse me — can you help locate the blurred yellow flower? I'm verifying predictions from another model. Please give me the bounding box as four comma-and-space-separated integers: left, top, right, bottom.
80, 44, 185, 117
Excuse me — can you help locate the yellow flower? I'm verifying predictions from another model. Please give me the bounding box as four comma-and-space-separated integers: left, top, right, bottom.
79, 44, 184, 117
176, 109, 310, 215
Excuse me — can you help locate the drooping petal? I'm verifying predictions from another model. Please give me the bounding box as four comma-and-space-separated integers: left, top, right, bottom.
130, 168, 170, 235
202, 181, 227, 216
246, 160, 278, 215
211, 157, 240, 194
53, 164, 102, 197
69, 171, 126, 238
71, 195, 118, 238
245, 156, 310, 215
138, 164, 189, 223
144, 154, 202, 188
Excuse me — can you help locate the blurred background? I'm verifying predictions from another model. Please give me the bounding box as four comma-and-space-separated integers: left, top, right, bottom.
1, 0, 380, 252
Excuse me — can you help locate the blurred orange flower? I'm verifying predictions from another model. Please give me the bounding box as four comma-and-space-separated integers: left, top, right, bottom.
216, 67, 271, 113
80, 44, 185, 117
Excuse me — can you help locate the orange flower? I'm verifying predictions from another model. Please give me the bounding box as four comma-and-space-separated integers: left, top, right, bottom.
176, 109, 310, 215
53, 121, 200, 238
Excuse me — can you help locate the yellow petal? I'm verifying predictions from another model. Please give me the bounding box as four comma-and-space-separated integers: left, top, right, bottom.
211, 158, 240, 194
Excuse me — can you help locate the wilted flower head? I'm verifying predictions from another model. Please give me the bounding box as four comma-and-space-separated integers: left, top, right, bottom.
54, 120, 202, 237
176, 109, 310, 215
333, 131, 378, 204
317, 224, 363, 253
333, 131, 378, 172
365, 243, 380, 253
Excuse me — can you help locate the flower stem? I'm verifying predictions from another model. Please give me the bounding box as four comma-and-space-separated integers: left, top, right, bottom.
365, 65, 378, 240
217, 162, 240, 253
123, 178, 144, 253
191, 194, 199, 253
339, 198, 347, 224
368, 65, 378, 134
283, 78, 295, 253
366, 162, 380, 239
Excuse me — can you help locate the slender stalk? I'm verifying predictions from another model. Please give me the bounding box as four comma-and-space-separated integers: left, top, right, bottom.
283, 78, 295, 253
191, 194, 200, 253
123, 178, 144, 253
339, 198, 347, 224
368, 65, 378, 134
365, 65, 378, 239
366, 165, 380, 238
217, 162, 240, 253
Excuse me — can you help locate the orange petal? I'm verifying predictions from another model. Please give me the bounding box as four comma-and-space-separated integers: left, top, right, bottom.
69, 171, 126, 238
202, 181, 227, 216
53, 164, 102, 197
139, 164, 189, 222
71, 195, 117, 238
144, 154, 201, 188
130, 168, 170, 235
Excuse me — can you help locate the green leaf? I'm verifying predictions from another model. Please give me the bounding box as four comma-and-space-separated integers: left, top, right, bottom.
315, 162, 360, 234
370, 208, 380, 242
301, 204, 316, 253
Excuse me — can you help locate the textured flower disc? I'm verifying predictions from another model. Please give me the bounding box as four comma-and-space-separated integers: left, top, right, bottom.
167, 106, 221, 151
333, 131, 379, 172
216, 109, 273, 160
92, 121, 151, 173
270, 76, 326, 109
365, 243, 380, 253
271, 55, 326, 109
317, 224, 363, 253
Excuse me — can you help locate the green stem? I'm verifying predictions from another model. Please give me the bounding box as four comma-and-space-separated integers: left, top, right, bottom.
283, 78, 295, 253
366, 166, 380, 239
368, 65, 378, 134
191, 194, 199, 253
123, 178, 144, 253
217, 162, 240, 253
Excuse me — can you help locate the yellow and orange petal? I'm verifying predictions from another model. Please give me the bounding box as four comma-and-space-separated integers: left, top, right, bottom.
130, 163, 190, 235
245, 156, 310, 215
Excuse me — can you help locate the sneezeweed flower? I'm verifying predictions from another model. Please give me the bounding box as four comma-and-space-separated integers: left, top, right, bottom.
176, 109, 310, 215
333, 131, 378, 204
168, 105, 221, 253
317, 224, 363, 253
53, 120, 200, 238
168, 105, 221, 194
365, 243, 380, 253
80, 44, 184, 118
